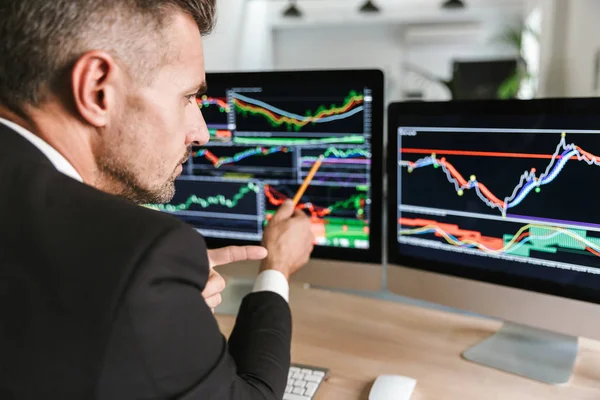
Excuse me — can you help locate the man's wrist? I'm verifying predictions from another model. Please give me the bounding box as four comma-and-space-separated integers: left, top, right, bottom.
259, 260, 290, 281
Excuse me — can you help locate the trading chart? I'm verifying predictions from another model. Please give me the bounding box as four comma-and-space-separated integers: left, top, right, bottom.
196, 95, 233, 142
231, 89, 365, 135
148, 81, 374, 250
397, 127, 600, 274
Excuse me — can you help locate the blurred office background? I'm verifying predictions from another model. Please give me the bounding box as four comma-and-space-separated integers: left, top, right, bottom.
203, 0, 599, 102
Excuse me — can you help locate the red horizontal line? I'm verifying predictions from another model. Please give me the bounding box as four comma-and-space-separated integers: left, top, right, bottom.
401, 148, 577, 160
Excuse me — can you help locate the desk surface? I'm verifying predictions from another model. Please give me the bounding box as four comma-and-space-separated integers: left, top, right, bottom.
215, 284, 600, 400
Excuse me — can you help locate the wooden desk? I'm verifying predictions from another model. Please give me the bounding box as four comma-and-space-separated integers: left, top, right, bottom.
216, 284, 600, 400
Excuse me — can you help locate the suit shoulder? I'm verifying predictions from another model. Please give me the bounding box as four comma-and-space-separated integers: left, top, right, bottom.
63, 174, 187, 233
4, 160, 204, 255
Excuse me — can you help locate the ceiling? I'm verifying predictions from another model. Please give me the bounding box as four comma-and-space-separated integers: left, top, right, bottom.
265, 0, 529, 29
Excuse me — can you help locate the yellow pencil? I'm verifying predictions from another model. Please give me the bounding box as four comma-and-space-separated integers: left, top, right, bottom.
292, 154, 324, 206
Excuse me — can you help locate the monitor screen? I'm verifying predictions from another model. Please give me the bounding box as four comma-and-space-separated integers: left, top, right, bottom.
387, 98, 600, 304
150, 69, 384, 263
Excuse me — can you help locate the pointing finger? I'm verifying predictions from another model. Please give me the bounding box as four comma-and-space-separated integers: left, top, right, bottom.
208, 245, 268, 268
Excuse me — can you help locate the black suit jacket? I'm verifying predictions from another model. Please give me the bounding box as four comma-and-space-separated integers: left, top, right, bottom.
0, 124, 292, 399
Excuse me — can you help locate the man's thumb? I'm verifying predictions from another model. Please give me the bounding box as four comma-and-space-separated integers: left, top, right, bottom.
272, 199, 295, 222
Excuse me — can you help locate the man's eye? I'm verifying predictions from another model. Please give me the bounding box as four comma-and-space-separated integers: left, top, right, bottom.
185, 93, 199, 102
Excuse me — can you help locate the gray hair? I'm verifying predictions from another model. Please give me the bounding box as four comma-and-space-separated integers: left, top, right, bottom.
0, 0, 217, 114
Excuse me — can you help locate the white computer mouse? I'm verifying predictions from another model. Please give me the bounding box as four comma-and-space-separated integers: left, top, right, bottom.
368, 374, 417, 400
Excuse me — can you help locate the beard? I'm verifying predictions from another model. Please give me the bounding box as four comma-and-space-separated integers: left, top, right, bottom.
97, 156, 179, 205
96, 112, 190, 205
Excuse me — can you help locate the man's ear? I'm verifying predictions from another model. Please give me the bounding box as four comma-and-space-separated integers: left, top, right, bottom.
71, 50, 119, 128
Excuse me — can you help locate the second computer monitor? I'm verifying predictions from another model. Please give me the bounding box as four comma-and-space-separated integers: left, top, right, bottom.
386, 97, 600, 383
386, 98, 600, 340
150, 69, 384, 266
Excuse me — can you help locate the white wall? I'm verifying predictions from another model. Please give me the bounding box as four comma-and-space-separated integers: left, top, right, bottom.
563, 0, 600, 97
236, 1, 274, 71
533, 0, 600, 98
533, 0, 568, 97
272, 22, 520, 102
203, 0, 273, 72
202, 0, 528, 101
273, 25, 405, 101
273, 25, 402, 71
271, 1, 524, 101
402, 24, 520, 100
202, 0, 246, 71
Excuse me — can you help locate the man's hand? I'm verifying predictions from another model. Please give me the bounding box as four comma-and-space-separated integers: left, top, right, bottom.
260, 199, 314, 280
203, 245, 268, 312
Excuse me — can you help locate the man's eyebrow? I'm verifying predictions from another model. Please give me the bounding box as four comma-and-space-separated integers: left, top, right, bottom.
188, 81, 207, 94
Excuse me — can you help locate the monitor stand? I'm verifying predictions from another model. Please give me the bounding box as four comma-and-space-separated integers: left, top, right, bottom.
462, 322, 579, 384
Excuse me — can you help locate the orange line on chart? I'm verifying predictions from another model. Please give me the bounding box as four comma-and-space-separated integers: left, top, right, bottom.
401, 148, 580, 160
399, 217, 507, 249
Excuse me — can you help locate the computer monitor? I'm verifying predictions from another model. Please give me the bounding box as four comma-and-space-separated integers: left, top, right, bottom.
149, 69, 384, 291
451, 59, 518, 99
386, 98, 600, 384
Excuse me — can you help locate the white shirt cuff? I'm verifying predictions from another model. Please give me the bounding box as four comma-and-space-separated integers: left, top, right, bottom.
252, 269, 289, 303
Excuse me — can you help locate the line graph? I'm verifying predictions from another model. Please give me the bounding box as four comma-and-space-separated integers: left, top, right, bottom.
233, 135, 365, 146
197, 96, 230, 112
195, 146, 292, 168
148, 182, 259, 213
145, 179, 263, 240
320, 147, 371, 159
264, 184, 369, 248
300, 147, 370, 185
185, 145, 295, 181
399, 217, 600, 258
303, 158, 371, 165
209, 129, 232, 142
184, 143, 372, 186
396, 126, 600, 276
197, 94, 234, 141
231, 88, 366, 135
264, 185, 367, 219
402, 148, 580, 160
400, 132, 600, 217
232, 91, 364, 132
193, 146, 368, 169
301, 147, 371, 162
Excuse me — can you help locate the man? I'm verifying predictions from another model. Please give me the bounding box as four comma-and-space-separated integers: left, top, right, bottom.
0, 0, 315, 399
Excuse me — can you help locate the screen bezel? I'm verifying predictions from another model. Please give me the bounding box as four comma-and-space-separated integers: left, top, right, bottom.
199, 68, 384, 264
387, 97, 600, 305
